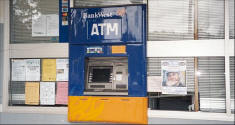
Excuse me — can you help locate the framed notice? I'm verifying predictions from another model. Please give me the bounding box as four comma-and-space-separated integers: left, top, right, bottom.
11, 59, 26, 81
40, 82, 55, 105
56, 82, 68, 104
25, 82, 40, 105
56, 59, 69, 81
42, 59, 56, 81
161, 60, 187, 95
25, 59, 40, 81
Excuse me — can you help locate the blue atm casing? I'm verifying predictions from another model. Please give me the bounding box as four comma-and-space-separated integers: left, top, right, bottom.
67, 5, 148, 124
69, 5, 147, 97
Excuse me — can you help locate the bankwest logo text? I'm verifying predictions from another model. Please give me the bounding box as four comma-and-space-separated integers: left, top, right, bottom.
83, 12, 112, 19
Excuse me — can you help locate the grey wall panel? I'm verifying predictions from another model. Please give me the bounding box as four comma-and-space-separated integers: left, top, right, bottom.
230, 56, 234, 113
198, 57, 226, 113
147, 57, 195, 92
148, 0, 194, 41
0, 23, 3, 104
229, 0, 234, 39
198, 57, 225, 98
74, 0, 145, 7
198, 0, 225, 39
230, 56, 234, 100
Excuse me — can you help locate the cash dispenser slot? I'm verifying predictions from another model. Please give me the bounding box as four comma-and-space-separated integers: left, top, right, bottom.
84, 57, 128, 96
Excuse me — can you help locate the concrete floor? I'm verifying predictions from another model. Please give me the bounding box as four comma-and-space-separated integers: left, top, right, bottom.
0, 112, 234, 124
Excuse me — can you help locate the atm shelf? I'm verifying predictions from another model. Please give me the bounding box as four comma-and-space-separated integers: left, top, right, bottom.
84, 91, 128, 96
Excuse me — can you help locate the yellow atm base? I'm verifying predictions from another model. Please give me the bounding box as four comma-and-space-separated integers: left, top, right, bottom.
68, 96, 148, 124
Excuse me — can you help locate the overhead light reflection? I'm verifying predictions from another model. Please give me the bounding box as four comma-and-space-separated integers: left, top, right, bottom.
196, 71, 201, 76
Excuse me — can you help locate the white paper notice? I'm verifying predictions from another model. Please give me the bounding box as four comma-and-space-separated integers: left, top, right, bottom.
12, 59, 26, 81
32, 14, 59, 36
147, 76, 162, 92
32, 15, 46, 36
46, 14, 59, 36
25, 59, 40, 81
56, 59, 69, 81
40, 82, 55, 105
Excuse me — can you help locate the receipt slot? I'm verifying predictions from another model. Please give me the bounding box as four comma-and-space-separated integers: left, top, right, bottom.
68, 5, 147, 124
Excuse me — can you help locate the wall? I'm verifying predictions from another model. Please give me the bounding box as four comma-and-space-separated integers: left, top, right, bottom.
0, 23, 3, 112
147, 40, 234, 57
1, 0, 10, 112
0, 0, 6, 112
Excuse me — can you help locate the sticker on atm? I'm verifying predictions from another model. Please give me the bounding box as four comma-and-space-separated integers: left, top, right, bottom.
62, 3, 68, 7
62, 0, 68, 3
87, 47, 103, 54
111, 45, 126, 54
62, 8, 68, 12
62, 13, 68, 17
62, 21, 68, 26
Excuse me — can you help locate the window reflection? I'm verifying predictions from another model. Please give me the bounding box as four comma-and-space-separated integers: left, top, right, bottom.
11, 0, 59, 43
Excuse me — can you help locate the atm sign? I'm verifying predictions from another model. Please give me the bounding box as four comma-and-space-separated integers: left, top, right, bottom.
87, 19, 121, 40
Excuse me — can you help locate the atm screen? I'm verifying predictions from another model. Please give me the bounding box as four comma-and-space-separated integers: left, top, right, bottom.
89, 67, 112, 83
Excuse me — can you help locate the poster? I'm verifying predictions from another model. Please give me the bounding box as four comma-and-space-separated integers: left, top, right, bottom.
42, 59, 56, 81
56, 59, 69, 81
56, 82, 68, 104
32, 15, 46, 36
11, 59, 26, 81
46, 14, 59, 36
147, 76, 162, 92
25, 82, 40, 105
161, 60, 187, 95
40, 82, 55, 105
25, 59, 40, 81
32, 14, 59, 36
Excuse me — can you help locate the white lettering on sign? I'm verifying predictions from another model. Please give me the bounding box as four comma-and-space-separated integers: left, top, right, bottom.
91, 23, 118, 36
98, 23, 106, 35
83, 12, 112, 19
91, 24, 99, 35
107, 23, 118, 36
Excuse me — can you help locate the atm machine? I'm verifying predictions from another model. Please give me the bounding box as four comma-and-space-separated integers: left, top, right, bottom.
66, 4, 147, 124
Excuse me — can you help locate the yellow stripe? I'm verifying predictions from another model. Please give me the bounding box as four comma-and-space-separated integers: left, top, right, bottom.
68, 96, 148, 124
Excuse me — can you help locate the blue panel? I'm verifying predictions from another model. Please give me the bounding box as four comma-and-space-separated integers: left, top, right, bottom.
127, 44, 147, 97
69, 5, 144, 44
59, 0, 70, 42
69, 45, 85, 96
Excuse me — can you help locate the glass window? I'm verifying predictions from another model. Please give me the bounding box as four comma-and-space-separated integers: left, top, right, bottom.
198, 0, 225, 39
74, 0, 146, 7
229, 0, 234, 39
148, 0, 194, 41
10, 0, 59, 43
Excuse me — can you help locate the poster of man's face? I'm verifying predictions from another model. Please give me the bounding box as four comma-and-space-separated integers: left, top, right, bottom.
162, 70, 186, 87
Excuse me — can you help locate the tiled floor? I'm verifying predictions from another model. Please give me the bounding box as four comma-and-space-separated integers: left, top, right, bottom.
0, 112, 234, 124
